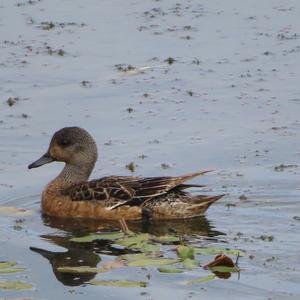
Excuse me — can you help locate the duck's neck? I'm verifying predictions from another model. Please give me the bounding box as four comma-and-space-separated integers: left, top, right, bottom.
49, 163, 94, 191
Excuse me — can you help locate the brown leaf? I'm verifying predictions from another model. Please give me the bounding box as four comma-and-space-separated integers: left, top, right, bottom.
101, 260, 124, 272
203, 254, 234, 270
0, 206, 34, 216
203, 254, 239, 279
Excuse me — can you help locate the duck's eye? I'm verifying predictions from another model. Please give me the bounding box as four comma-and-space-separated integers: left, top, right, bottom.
58, 138, 71, 147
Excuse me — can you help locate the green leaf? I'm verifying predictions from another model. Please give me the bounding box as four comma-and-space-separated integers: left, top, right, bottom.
0, 281, 33, 290
90, 280, 147, 287
0, 261, 17, 268
154, 235, 180, 243
127, 258, 178, 267
182, 258, 198, 270
57, 266, 105, 273
176, 245, 195, 260
193, 247, 246, 257
210, 266, 240, 273
0, 267, 25, 274
185, 274, 216, 285
158, 267, 184, 273
0, 261, 25, 273
115, 233, 150, 248
118, 253, 150, 261
138, 242, 160, 253
113, 234, 159, 253
70, 232, 124, 242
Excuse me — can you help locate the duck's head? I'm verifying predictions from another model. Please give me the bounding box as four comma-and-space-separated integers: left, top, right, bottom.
28, 127, 98, 170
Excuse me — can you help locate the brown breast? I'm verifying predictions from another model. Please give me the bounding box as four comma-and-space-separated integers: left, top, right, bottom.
41, 187, 142, 220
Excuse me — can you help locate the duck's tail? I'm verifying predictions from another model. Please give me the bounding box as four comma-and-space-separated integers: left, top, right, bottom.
144, 193, 225, 220
189, 194, 225, 213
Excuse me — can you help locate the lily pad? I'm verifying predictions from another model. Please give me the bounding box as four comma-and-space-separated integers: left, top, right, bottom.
70, 232, 124, 242
0, 280, 33, 290
115, 233, 150, 248
210, 266, 240, 273
113, 233, 159, 253
185, 274, 216, 285
176, 245, 195, 260
57, 266, 105, 273
138, 242, 160, 253
127, 258, 178, 267
118, 253, 150, 261
0, 261, 25, 273
154, 235, 180, 243
90, 280, 147, 287
194, 247, 246, 257
182, 258, 198, 270
0, 267, 25, 274
158, 267, 184, 273
0, 261, 17, 268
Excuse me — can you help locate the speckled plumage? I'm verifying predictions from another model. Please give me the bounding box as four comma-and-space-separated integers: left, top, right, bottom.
28, 127, 224, 220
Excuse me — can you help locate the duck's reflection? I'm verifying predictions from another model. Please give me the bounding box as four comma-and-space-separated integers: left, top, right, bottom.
30, 214, 225, 286
42, 214, 224, 237
30, 235, 101, 286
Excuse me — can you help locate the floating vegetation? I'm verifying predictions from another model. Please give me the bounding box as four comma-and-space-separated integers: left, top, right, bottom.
0, 262, 32, 290
160, 163, 171, 169
68, 221, 244, 287
0, 206, 34, 216
0, 280, 33, 290
41, 21, 55, 30
0, 261, 25, 273
182, 258, 198, 270
274, 164, 298, 172
153, 235, 180, 243
158, 267, 184, 273
176, 245, 195, 260
127, 258, 177, 267
70, 231, 124, 242
125, 162, 137, 173
193, 247, 246, 257
57, 266, 105, 274
38, 21, 86, 30
185, 274, 216, 285
57, 49, 65, 56
164, 57, 176, 65
46, 46, 66, 56
58, 261, 124, 274
81, 80, 92, 87
258, 235, 274, 242
177, 245, 198, 270
7, 97, 18, 107
90, 280, 147, 287
209, 266, 240, 273
113, 233, 160, 253
239, 194, 248, 200
115, 64, 136, 72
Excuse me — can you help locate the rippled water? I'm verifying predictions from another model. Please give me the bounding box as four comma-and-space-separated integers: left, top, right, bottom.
1, 0, 300, 299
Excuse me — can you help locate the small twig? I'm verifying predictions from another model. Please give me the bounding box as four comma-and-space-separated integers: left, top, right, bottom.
179, 234, 185, 245
235, 251, 240, 266
119, 218, 130, 234
236, 251, 241, 280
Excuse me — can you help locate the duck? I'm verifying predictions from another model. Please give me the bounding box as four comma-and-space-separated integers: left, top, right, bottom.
28, 127, 224, 220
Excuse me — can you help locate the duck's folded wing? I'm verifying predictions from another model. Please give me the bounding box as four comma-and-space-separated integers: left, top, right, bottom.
65, 171, 211, 209
64, 177, 137, 206
122, 170, 210, 197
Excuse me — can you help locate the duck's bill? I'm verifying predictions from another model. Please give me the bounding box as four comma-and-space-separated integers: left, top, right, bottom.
28, 152, 54, 169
